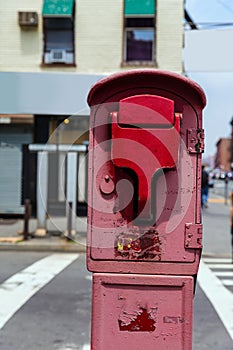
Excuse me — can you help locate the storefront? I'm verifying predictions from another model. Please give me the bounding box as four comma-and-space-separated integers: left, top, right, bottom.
0, 116, 33, 214
0, 71, 104, 216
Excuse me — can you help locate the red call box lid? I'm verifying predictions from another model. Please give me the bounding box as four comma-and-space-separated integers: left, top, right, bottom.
87, 69, 206, 110
119, 95, 175, 126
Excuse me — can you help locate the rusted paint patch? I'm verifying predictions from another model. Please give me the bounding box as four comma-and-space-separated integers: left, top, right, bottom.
187, 128, 204, 154
115, 228, 161, 260
119, 307, 157, 332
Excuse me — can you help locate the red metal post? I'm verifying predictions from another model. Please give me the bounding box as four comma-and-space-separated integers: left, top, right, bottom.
87, 69, 206, 349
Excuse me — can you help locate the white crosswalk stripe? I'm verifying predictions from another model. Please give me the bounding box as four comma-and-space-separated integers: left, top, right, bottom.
202, 257, 233, 289
221, 279, 233, 286
82, 345, 90, 350
85, 275, 92, 281
198, 260, 233, 340
215, 271, 233, 277
0, 253, 79, 330
205, 264, 233, 269
203, 258, 232, 263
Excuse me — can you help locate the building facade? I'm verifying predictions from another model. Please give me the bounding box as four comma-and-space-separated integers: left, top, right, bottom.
0, 0, 185, 219
0, 0, 183, 73
215, 138, 231, 172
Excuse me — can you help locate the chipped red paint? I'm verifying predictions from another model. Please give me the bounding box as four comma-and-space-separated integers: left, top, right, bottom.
91, 274, 194, 349
118, 308, 156, 332
115, 228, 161, 260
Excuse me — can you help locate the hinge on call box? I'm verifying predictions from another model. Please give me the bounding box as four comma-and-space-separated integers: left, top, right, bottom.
185, 223, 203, 249
187, 128, 204, 153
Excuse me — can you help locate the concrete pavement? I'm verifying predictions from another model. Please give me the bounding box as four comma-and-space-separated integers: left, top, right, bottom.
0, 189, 232, 256
0, 216, 87, 252
202, 195, 232, 257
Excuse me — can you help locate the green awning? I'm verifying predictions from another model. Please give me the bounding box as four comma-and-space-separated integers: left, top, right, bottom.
124, 0, 155, 15
42, 0, 74, 17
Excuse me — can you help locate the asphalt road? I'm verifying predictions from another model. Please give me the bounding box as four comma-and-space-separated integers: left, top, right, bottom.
0, 184, 233, 349
0, 252, 91, 350
0, 250, 232, 350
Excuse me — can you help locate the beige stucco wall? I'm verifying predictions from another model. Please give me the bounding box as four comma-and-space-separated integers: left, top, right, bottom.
0, 0, 44, 72
156, 0, 184, 73
76, 0, 123, 73
0, 0, 184, 74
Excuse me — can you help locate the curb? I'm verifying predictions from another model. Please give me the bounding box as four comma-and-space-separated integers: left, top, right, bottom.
0, 245, 86, 253
201, 252, 232, 259
0, 240, 86, 253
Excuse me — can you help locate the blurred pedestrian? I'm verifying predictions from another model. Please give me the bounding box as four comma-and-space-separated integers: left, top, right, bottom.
229, 191, 233, 263
201, 165, 209, 208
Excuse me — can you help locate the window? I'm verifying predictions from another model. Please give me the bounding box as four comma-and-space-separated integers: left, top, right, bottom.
123, 0, 155, 64
42, 0, 75, 65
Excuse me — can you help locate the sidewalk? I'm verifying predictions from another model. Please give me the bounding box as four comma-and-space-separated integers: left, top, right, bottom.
0, 216, 87, 252
0, 191, 232, 256
202, 193, 232, 257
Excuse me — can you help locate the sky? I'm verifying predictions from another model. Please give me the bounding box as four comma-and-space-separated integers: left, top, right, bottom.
184, 0, 233, 160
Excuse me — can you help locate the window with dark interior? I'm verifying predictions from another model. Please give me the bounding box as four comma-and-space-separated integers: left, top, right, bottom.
124, 0, 155, 64
42, 0, 75, 65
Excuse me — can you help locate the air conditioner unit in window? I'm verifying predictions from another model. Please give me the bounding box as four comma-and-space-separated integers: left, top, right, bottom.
44, 50, 74, 64
51, 50, 67, 63
18, 11, 38, 27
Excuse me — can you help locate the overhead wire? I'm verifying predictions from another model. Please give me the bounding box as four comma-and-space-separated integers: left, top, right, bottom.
184, 21, 233, 28
184, 1, 233, 72
185, 0, 233, 29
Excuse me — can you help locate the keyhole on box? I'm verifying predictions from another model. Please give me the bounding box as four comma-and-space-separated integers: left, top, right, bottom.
105, 175, 110, 183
